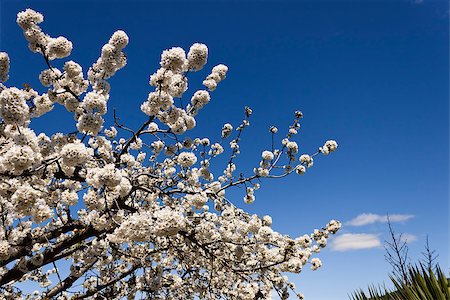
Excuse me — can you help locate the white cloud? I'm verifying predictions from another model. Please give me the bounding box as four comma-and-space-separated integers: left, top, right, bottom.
331, 233, 382, 251
400, 233, 417, 244
346, 213, 414, 227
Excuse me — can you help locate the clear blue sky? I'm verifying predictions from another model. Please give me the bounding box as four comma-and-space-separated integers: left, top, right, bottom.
1, 0, 448, 299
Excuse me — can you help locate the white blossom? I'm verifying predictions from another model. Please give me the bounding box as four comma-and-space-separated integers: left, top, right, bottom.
270, 126, 278, 134
177, 152, 197, 168
262, 150, 274, 161
108, 30, 129, 50
76, 112, 104, 135
0, 241, 10, 260
0, 8, 341, 299
60, 140, 92, 167
320, 140, 338, 155
187, 43, 208, 71
296, 165, 306, 175
221, 123, 233, 138
47, 36, 73, 59
104, 126, 118, 139
299, 154, 313, 168
203, 64, 228, 91
0, 87, 30, 125
191, 90, 210, 109
311, 258, 322, 270
286, 141, 298, 154
160, 47, 187, 73
0, 52, 10, 82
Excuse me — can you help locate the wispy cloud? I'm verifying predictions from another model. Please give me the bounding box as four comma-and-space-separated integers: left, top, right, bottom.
331, 233, 382, 251
347, 213, 414, 227
400, 233, 418, 244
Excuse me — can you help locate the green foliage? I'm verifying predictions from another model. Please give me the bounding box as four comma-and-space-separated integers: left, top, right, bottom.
350, 285, 392, 300
351, 264, 450, 300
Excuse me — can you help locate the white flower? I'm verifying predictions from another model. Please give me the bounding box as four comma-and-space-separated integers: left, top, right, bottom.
200, 138, 210, 146
177, 152, 197, 168
61, 190, 78, 206
147, 122, 159, 132
82, 92, 107, 115
221, 123, 233, 138
64, 60, 83, 78
169, 74, 188, 98
212, 64, 228, 81
149, 68, 173, 88
202, 79, 217, 91
203, 64, 228, 91
311, 258, 322, 270
326, 219, 341, 234
184, 115, 196, 130
47, 36, 73, 59
151, 140, 165, 154
209, 143, 224, 156
191, 90, 210, 109
230, 140, 239, 150
296, 234, 312, 248
261, 150, 274, 161
317, 236, 327, 248
130, 138, 143, 150
269, 126, 278, 134
224, 163, 236, 178
254, 167, 269, 177
0, 241, 10, 260
60, 141, 92, 167
104, 126, 118, 139
98, 164, 122, 188
248, 215, 262, 233
0, 87, 30, 125
16, 9, 43, 31
296, 165, 306, 175
320, 140, 338, 155
262, 215, 272, 226
32, 94, 53, 117
108, 30, 129, 49
160, 47, 187, 72
286, 141, 298, 154
299, 154, 313, 168
109, 208, 185, 242
76, 113, 104, 135
141, 100, 159, 116
187, 192, 208, 209
0, 52, 10, 82
188, 43, 208, 71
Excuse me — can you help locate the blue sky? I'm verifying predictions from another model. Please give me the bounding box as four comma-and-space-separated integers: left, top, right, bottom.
1, 0, 449, 299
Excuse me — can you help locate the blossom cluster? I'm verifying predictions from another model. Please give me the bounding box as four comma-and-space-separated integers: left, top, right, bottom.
0, 53, 10, 83
17, 9, 72, 59
0, 8, 341, 300
140, 42, 213, 135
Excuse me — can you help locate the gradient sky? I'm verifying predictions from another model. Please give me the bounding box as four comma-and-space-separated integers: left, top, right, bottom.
0, 0, 449, 299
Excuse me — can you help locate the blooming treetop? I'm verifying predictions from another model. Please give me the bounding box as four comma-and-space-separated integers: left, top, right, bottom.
0, 8, 340, 300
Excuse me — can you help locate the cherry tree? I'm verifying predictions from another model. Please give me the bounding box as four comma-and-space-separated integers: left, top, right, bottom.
0, 8, 340, 300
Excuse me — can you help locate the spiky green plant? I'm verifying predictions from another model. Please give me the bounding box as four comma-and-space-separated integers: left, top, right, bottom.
350, 285, 393, 300
351, 264, 450, 300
